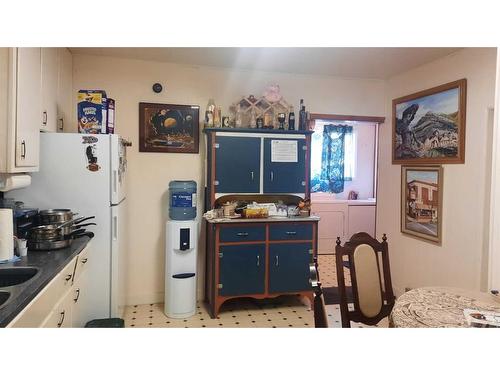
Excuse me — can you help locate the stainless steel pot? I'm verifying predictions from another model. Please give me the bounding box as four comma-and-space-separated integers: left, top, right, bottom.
28, 231, 94, 251
38, 209, 77, 225
28, 216, 95, 241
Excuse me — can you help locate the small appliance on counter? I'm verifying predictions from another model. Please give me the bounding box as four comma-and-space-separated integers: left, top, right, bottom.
14, 207, 39, 239
165, 181, 198, 319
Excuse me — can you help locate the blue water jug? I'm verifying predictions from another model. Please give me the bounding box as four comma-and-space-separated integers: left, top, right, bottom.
169, 180, 197, 220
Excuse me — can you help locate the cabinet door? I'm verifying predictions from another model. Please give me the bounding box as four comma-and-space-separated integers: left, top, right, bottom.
41, 291, 73, 328
219, 244, 265, 296
71, 275, 87, 327
15, 47, 41, 168
215, 136, 261, 193
269, 243, 312, 293
57, 48, 72, 132
41, 48, 58, 132
347, 205, 376, 238
312, 203, 348, 254
263, 138, 306, 193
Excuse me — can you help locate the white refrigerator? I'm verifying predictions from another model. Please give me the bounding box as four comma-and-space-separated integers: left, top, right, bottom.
9, 133, 129, 320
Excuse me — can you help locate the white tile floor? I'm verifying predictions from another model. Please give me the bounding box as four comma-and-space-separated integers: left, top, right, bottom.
122, 254, 388, 328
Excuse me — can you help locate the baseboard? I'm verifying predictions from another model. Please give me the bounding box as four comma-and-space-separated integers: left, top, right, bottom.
126, 292, 164, 306
125, 287, 206, 307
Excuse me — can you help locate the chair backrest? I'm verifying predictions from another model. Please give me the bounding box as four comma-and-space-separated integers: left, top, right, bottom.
335, 232, 395, 327
310, 256, 328, 328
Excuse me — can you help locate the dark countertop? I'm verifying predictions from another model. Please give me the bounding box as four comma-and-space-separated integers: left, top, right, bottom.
203, 127, 314, 135
0, 236, 92, 327
205, 215, 320, 224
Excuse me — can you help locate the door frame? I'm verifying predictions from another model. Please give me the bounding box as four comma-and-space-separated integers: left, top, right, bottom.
488, 49, 500, 293
309, 113, 385, 240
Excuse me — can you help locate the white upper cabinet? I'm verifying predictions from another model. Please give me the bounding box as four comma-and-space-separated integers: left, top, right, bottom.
57, 48, 73, 133
0, 47, 73, 174
0, 47, 42, 172
14, 48, 42, 168
41, 48, 58, 132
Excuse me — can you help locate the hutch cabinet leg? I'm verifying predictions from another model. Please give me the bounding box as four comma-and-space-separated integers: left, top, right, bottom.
298, 292, 314, 310
208, 298, 225, 319
208, 301, 218, 319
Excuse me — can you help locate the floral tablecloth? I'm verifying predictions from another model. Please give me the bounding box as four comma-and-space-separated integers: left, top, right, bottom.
389, 287, 500, 328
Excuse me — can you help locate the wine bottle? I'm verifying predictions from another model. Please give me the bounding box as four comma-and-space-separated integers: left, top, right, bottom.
288, 106, 295, 130
299, 99, 306, 130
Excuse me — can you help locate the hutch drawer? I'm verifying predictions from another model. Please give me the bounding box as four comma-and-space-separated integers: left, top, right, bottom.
269, 223, 313, 241
219, 225, 266, 243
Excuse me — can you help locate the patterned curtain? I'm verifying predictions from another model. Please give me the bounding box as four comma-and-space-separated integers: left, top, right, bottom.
314, 125, 353, 193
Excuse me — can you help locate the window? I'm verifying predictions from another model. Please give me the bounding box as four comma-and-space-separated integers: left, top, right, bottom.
311, 120, 356, 193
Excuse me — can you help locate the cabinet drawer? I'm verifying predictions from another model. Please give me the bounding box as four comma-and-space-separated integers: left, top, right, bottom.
269, 223, 313, 241
219, 225, 266, 243
73, 243, 91, 283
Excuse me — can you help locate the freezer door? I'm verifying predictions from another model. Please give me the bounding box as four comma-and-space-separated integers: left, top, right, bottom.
111, 200, 128, 318
9, 133, 111, 212
110, 134, 128, 205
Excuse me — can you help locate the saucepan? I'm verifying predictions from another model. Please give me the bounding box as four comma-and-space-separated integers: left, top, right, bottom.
38, 209, 79, 225
28, 216, 95, 241
28, 231, 95, 251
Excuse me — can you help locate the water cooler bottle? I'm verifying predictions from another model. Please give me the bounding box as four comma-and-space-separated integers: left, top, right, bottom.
165, 181, 197, 318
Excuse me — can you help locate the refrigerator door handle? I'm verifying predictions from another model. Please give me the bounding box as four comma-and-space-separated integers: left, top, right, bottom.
113, 215, 118, 240
113, 170, 118, 195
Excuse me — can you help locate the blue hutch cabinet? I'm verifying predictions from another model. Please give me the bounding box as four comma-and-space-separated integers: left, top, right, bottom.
203, 128, 318, 318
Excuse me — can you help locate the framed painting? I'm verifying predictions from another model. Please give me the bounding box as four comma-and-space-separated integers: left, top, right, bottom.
392, 79, 466, 164
139, 102, 200, 153
401, 165, 443, 244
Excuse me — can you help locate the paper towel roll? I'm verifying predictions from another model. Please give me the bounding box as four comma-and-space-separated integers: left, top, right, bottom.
0, 208, 14, 262
0, 174, 31, 192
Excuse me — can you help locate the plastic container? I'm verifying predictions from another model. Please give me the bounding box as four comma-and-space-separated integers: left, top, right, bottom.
169, 180, 197, 220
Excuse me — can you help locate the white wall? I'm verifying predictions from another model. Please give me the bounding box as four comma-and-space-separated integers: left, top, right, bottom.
377, 48, 497, 296
72, 54, 386, 304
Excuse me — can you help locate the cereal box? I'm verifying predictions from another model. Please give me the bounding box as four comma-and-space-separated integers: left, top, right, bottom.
106, 98, 115, 134
78, 90, 107, 134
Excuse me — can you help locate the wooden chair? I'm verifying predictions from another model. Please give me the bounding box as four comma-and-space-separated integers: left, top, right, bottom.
309, 256, 328, 328
335, 232, 395, 328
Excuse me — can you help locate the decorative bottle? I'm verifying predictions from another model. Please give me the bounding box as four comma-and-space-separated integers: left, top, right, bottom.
249, 108, 257, 128
299, 99, 306, 130
213, 106, 222, 128
235, 104, 243, 128
288, 106, 295, 131
204, 99, 215, 128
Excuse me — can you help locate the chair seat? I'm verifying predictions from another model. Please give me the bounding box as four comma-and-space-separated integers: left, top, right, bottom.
322, 286, 354, 305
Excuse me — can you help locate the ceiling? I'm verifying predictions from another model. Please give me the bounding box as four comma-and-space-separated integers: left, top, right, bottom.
69, 47, 461, 79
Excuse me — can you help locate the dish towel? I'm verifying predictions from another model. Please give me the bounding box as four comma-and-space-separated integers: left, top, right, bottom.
0, 255, 21, 264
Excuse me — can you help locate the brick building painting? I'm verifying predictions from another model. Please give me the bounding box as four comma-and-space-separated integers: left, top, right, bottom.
401, 166, 442, 243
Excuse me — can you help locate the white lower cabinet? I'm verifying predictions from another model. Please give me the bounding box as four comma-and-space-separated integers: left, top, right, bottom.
347, 205, 376, 238
7, 242, 93, 328
41, 290, 73, 328
312, 202, 348, 254
312, 202, 377, 254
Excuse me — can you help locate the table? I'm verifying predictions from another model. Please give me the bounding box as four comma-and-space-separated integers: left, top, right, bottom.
389, 287, 500, 328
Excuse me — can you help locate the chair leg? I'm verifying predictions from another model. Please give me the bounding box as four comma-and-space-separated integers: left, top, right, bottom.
341, 315, 351, 328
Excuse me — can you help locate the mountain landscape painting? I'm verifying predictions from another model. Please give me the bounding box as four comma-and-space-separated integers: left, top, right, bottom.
393, 79, 466, 164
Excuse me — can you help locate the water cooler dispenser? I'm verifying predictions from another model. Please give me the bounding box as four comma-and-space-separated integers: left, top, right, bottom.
165, 181, 197, 318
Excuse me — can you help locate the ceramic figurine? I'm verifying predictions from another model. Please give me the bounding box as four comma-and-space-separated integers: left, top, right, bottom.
263, 83, 282, 103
